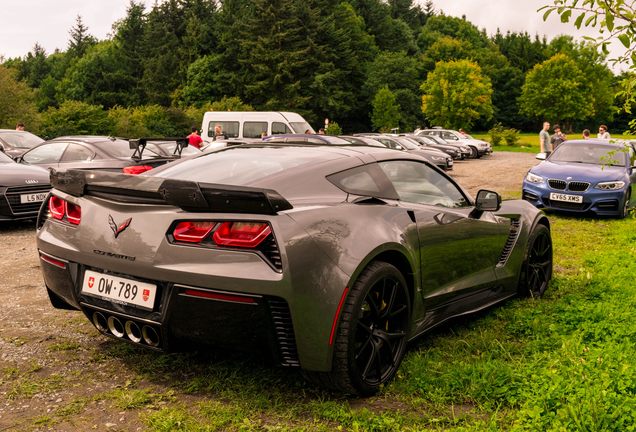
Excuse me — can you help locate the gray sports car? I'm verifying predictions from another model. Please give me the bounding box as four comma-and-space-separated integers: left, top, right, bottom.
36, 143, 552, 395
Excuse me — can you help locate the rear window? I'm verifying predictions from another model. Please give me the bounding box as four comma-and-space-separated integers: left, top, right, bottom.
153, 147, 342, 185
0, 131, 44, 149
208, 121, 239, 138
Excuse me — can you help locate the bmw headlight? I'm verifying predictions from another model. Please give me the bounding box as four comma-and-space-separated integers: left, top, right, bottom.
431, 156, 445, 161
525, 172, 544, 184
595, 181, 625, 190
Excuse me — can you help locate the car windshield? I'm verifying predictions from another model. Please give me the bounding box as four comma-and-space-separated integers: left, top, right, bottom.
393, 137, 420, 150
549, 142, 627, 166
153, 146, 342, 185
0, 151, 14, 163
0, 131, 44, 149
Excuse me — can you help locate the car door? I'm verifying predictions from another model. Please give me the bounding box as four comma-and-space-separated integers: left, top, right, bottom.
377, 160, 510, 315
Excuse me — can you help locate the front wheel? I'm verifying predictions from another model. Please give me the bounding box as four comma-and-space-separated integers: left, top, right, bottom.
308, 261, 410, 395
518, 224, 552, 298
619, 191, 631, 218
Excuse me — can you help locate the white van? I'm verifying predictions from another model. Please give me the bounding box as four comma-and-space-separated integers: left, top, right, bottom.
201, 111, 315, 142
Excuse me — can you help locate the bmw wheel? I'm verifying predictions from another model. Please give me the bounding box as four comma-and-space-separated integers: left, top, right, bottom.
313, 261, 410, 395
619, 191, 631, 218
519, 224, 552, 298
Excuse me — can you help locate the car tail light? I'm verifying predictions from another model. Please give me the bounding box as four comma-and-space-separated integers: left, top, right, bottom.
49, 196, 65, 220
123, 165, 153, 175
212, 222, 272, 248
48, 195, 81, 225
173, 221, 216, 243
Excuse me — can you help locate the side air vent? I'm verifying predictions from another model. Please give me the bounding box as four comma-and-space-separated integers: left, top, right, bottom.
267, 298, 300, 367
259, 236, 283, 272
497, 219, 521, 267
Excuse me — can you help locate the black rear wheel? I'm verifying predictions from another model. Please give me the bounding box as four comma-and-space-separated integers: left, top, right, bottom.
307, 261, 410, 395
519, 224, 552, 298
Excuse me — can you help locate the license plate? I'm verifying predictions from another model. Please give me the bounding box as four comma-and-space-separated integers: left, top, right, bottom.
448, 160, 453, 167
550, 192, 583, 203
20, 192, 47, 204
81, 270, 157, 310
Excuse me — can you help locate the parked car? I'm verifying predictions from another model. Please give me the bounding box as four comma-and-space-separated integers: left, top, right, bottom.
359, 134, 454, 171
263, 134, 351, 145
17, 136, 183, 174
522, 139, 635, 218
0, 129, 45, 158
404, 134, 462, 160
339, 135, 386, 148
417, 128, 491, 158
37, 143, 551, 395
417, 133, 473, 159
0, 151, 50, 222
201, 138, 261, 152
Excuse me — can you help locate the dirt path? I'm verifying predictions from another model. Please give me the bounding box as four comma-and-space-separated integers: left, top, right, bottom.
0, 152, 539, 431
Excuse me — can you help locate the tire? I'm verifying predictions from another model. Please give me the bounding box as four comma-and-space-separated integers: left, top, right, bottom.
619, 191, 631, 218
306, 261, 410, 395
518, 224, 552, 298
469, 146, 479, 159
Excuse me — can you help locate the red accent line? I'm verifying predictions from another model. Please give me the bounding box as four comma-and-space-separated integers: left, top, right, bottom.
39, 254, 67, 269
182, 288, 257, 304
329, 287, 349, 346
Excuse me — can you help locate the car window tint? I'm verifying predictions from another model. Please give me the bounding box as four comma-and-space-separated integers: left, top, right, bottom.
272, 122, 291, 135
243, 121, 268, 138
550, 143, 627, 166
379, 160, 469, 208
327, 164, 398, 199
22, 143, 68, 164
442, 132, 458, 141
208, 121, 239, 138
61, 144, 95, 162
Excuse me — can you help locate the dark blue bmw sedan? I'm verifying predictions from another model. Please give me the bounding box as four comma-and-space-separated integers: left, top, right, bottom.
522, 139, 635, 218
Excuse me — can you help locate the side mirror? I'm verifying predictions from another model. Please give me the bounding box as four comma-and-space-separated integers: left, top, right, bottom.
14, 155, 23, 163
474, 189, 501, 212
536, 152, 547, 160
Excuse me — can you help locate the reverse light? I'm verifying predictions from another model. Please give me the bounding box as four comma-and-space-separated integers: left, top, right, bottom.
595, 181, 625, 190
525, 172, 544, 184
213, 222, 272, 248
173, 221, 216, 243
123, 165, 153, 175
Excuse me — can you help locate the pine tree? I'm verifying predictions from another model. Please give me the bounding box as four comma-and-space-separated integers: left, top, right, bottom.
67, 15, 96, 58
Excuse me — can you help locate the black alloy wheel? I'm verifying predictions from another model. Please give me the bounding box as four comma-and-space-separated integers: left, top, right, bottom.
316, 261, 410, 395
520, 224, 552, 298
620, 191, 631, 218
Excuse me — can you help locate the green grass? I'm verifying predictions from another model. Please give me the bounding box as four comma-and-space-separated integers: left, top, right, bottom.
472, 132, 636, 154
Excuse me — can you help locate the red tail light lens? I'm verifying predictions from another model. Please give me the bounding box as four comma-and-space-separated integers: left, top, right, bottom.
123, 165, 153, 175
212, 222, 271, 248
49, 195, 65, 220
173, 221, 216, 243
66, 202, 82, 225
48, 195, 81, 225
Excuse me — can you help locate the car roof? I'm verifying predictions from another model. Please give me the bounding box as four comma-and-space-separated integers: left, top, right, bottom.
47, 135, 122, 144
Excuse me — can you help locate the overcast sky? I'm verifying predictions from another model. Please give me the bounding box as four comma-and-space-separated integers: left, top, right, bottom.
0, 0, 624, 69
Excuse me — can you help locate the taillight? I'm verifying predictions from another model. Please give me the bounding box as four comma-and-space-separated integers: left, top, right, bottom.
49, 196, 65, 220
48, 195, 81, 225
170, 220, 272, 249
123, 165, 153, 175
212, 222, 272, 248
173, 221, 215, 243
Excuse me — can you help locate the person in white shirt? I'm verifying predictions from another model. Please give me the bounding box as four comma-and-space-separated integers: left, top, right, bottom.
597, 125, 610, 139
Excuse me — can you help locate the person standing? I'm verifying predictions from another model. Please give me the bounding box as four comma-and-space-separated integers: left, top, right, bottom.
213, 124, 227, 141
187, 127, 203, 149
550, 124, 567, 149
539, 121, 551, 155
597, 125, 610, 139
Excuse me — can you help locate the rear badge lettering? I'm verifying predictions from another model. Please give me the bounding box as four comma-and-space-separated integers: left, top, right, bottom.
93, 249, 136, 262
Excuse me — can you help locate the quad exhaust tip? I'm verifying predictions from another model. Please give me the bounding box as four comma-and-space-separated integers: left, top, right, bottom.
91, 311, 160, 347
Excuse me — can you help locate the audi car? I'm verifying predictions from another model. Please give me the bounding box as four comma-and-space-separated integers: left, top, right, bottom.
0, 151, 50, 221
522, 139, 635, 217
37, 143, 552, 395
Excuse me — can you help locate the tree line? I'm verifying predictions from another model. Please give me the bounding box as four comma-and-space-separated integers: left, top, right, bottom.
0, 0, 631, 136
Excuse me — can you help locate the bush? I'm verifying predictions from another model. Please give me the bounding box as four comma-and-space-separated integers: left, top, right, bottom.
488, 123, 505, 146
40, 100, 112, 138
502, 128, 520, 146
326, 121, 342, 135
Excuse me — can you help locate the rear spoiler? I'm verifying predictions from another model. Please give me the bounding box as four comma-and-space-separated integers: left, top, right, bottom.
50, 169, 293, 215
129, 137, 189, 160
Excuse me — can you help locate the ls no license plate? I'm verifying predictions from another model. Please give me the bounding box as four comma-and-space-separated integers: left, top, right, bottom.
81, 270, 157, 310
550, 192, 583, 203
20, 192, 47, 204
